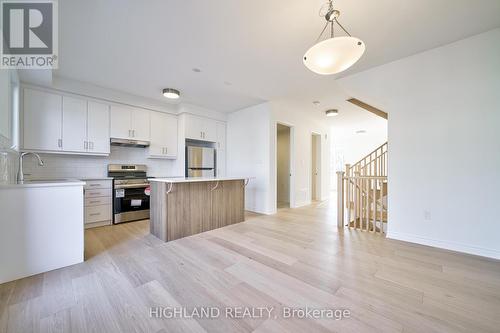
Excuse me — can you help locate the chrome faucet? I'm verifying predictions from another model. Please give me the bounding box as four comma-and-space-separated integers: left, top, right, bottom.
17, 152, 44, 183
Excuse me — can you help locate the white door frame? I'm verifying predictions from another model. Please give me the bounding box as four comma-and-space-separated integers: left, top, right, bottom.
311, 131, 322, 201
275, 121, 295, 211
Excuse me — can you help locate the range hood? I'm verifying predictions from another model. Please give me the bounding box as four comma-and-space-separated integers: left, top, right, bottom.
110, 138, 150, 148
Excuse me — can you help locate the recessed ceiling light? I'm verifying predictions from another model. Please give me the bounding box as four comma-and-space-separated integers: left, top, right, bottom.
355, 130, 367, 134
313, 101, 320, 106
192, 68, 201, 73
163, 88, 180, 99
325, 109, 338, 117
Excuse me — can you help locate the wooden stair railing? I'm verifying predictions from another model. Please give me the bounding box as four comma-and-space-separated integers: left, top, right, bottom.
347, 142, 387, 177
337, 142, 388, 234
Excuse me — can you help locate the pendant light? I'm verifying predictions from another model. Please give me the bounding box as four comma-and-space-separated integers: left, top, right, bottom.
304, 1, 365, 75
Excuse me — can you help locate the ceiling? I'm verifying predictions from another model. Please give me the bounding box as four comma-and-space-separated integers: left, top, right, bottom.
56, 0, 500, 113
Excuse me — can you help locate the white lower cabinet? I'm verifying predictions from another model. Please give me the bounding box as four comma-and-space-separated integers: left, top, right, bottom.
149, 111, 178, 159
84, 180, 112, 228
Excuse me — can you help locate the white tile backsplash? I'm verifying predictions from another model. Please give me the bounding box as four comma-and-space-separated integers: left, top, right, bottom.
22, 146, 179, 179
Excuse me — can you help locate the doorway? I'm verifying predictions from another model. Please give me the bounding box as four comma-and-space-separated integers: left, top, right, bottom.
311, 133, 321, 201
277, 124, 291, 209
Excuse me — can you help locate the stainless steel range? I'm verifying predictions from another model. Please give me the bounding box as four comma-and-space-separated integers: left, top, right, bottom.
108, 164, 150, 224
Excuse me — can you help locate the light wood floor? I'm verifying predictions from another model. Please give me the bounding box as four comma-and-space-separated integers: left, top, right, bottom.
1, 200, 500, 332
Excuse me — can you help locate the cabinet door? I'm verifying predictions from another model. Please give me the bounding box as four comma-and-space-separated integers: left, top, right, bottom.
149, 111, 167, 157
202, 118, 217, 142
163, 113, 178, 158
23, 88, 63, 151
216, 121, 226, 150
149, 112, 178, 158
185, 114, 204, 140
131, 108, 150, 141
62, 96, 87, 152
110, 105, 131, 139
87, 101, 110, 154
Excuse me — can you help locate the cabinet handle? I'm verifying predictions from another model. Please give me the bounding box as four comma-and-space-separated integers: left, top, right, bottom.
90, 141, 94, 150
164, 147, 167, 154
84, 141, 88, 149
200, 131, 202, 139
58, 139, 62, 148
89, 200, 100, 204
89, 213, 101, 216
132, 130, 135, 137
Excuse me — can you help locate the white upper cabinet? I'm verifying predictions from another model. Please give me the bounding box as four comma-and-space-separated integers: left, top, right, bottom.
62, 96, 87, 152
110, 105, 132, 139
87, 101, 110, 154
149, 112, 177, 159
23, 88, 63, 151
22, 88, 110, 155
110, 106, 150, 141
185, 114, 216, 142
131, 108, 150, 141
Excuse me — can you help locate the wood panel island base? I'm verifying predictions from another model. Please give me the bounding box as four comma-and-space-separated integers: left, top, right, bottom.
149, 177, 248, 241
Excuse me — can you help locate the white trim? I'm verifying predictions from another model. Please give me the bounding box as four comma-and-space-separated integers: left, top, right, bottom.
387, 231, 500, 260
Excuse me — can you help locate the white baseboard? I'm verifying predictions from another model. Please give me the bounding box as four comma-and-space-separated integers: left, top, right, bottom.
387, 231, 500, 260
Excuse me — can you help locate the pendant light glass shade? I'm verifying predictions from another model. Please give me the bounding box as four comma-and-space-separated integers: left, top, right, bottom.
304, 36, 365, 75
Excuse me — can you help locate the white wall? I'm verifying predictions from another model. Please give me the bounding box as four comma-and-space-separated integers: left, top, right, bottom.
227, 100, 331, 214
270, 100, 331, 211
227, 103, 273, 214
277, 127, 290, 204
0, 70, 19, 184
339, 28, 500, 259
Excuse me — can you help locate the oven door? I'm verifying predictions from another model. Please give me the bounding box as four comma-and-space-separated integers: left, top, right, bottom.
113, 184, 150, 224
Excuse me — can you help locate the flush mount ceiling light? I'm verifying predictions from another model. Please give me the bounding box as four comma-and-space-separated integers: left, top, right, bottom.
304, 0, 365, 75
162, 88, 180, 99
355, 129, 367, 135
325, 109, 339, 117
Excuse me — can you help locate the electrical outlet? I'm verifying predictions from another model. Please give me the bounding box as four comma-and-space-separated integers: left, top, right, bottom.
424, 210, 431, 220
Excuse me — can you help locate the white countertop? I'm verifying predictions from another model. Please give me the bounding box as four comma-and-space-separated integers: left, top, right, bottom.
149, 176, 253, 184
0, 179, 86, 189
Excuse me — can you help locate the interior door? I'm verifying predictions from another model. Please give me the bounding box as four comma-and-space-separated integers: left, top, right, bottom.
131, 108, 150, 141
62, 96, 87, 153
23, 88, 63, 151
110, 105, 131, 139
87, 101, 110, 154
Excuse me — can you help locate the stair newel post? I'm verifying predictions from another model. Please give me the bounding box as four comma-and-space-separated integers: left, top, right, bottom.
337, 171, 345, 228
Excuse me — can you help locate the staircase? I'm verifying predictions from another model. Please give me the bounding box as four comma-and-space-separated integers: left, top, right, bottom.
337, 142, 388, 234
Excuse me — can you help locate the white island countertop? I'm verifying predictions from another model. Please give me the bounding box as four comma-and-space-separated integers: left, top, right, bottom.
148, 176, 253, 184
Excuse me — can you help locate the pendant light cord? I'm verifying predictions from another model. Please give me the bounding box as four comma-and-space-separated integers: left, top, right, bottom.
334, 18, 351, 37
315, 1, 352, 41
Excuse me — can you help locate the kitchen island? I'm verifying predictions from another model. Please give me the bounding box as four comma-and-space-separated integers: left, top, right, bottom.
149, 177, 250, 241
